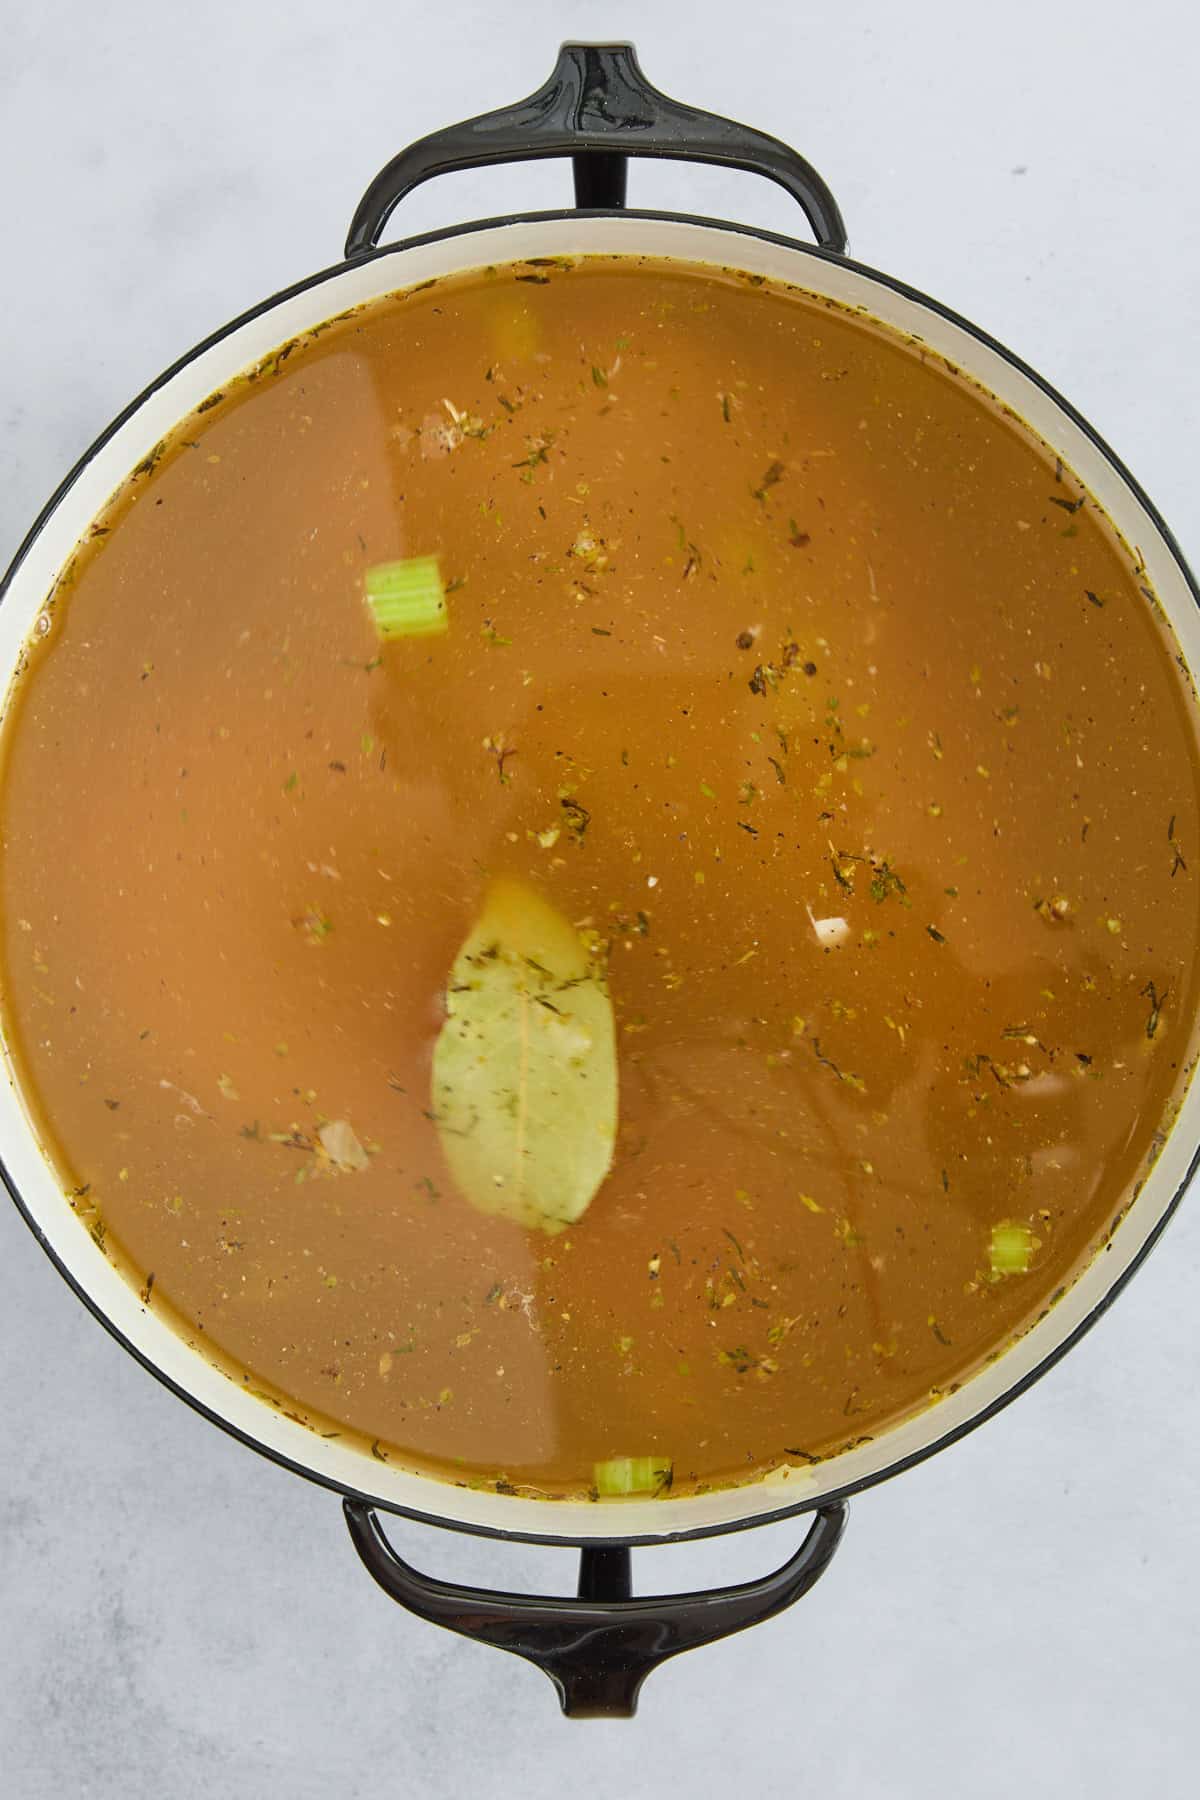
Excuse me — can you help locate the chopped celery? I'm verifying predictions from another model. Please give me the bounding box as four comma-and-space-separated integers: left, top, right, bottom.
593, 1455, 672, 1496
364, 556, 447, 638
990, 1222, 1033, 1275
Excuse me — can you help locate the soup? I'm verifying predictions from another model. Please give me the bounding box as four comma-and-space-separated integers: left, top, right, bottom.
2, 256, 1197, 1500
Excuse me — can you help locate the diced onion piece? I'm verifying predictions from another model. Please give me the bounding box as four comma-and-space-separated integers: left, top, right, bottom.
593, 1455, 672, 1497
364, 556, 448, 638
807, 908, 850, 949
990, 1222, 1033, 1275
318, 1119, 369, 1172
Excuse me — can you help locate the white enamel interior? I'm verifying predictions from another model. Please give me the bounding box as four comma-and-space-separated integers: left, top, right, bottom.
2, 214, 1197, 1542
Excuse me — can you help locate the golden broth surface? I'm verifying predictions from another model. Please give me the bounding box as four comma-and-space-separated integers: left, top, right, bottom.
2, 256, 1197, 1497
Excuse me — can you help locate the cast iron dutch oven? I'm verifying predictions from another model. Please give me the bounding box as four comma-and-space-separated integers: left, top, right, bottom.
2, 44, 1198, 1716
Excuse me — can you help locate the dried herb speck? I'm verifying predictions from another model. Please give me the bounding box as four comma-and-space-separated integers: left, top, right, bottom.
560, 796, 591, 841
751, 461, 786, 502
1141, 979, 1166, 1040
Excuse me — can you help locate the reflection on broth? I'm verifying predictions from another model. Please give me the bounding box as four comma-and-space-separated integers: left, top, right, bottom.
1, 255, 1197, 1499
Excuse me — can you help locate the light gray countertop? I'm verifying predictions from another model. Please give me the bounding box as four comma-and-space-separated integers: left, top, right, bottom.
1, 3, 1197, 1795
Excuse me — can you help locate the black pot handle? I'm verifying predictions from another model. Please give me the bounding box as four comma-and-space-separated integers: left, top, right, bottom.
345, 41, 847, 257
344, 1497, 848, 1718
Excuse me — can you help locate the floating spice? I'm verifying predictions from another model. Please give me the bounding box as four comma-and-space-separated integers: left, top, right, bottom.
751, 460, 786, 501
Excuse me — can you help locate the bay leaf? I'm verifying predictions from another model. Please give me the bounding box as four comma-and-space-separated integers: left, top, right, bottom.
431, 877, 618, 1232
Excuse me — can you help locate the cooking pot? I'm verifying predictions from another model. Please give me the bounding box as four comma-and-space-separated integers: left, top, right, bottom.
3, 42, 1197, 1718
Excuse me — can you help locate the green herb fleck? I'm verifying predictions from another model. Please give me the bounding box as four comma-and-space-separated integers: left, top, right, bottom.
296, 910, 333, 944
560, 796, 591, 841
870, 860, 907, 904
811, 1037, 866, 1093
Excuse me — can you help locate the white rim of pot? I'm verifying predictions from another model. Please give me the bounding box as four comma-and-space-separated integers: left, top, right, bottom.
2, 211, 1197, 1544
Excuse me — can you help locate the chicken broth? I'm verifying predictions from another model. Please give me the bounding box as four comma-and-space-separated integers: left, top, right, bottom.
2, 256, 1197, 1499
